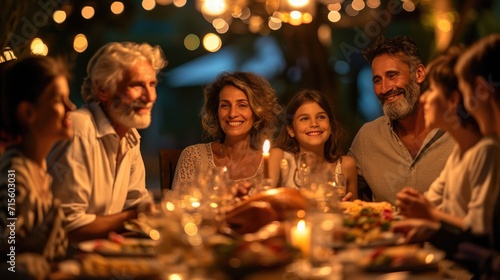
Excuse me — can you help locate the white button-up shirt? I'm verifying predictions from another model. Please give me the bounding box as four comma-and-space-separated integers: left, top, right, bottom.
48, 102, 148, 232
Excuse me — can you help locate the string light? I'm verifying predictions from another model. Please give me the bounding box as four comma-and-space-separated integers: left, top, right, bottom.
189, 0, 421, 33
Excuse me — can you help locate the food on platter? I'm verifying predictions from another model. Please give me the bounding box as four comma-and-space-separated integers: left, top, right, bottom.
340, 200, 396, 246
342, 200, 393, 214
78, 237, 159, 256
214, 235, 298, 270
213, 221, 297, 272
360, 245, 444, 272
225, 188, 308, 235
80, 253, 162, 277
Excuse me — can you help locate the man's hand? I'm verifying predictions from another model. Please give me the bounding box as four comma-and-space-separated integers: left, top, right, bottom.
391, 218, 440, 243
396, 187, 435, 219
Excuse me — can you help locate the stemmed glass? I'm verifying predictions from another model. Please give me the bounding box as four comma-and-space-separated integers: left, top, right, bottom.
293, 152, 311, 188
279, 158, 291, 186
328, 173, 346, 200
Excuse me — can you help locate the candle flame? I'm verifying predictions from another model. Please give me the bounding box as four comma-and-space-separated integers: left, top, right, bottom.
263, 139, 270, 153
297, 219, 306, 231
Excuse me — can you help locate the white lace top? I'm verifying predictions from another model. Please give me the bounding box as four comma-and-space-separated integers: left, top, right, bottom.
171, 143, 264, 190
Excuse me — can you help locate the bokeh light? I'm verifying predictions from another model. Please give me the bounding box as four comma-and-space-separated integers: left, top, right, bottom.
110, 1, 125, 14
81, 6, 95, 19
268, 16, 282, 30
328, 10, 341, 22
53, 10, 66, 24
366, 0, 381, 9
351, 0, 366, 11
345, 4, 359, 16
213, 18, 229, 33
328, 3, 341, 12
142, 0, 156, 10
173, 0, 187, 7
317, 24, 332, 47
437, 19, 452, 32
203, 33, 222, 52
402, 1, 416, 12
73, 34, 88, 53
31, 38, 48, 55
184, 34, 200, 51
201, 0, 227, 16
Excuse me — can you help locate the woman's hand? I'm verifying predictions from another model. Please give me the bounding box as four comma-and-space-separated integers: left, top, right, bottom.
235, 181, 253, 197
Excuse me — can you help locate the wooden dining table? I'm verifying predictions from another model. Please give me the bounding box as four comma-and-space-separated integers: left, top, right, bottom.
47, 191, 473, 280
48, 243, 464, 280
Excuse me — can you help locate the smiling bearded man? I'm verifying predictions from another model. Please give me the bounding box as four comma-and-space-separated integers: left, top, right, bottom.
348, 35, 455, 205
379, 74, 421, 121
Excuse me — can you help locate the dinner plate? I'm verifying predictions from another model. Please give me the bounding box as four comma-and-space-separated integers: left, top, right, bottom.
78, 238, 158, 257
336, 245, 445, 273
364, 260, 440, 273
331, 232, 404, 250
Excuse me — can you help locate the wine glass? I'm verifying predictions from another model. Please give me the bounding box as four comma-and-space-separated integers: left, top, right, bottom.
328, 173, 346, 200
279, 157, 291, 186
293, 152, 311, 188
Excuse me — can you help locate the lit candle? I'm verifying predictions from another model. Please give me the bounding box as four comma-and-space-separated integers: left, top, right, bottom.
291, 219, 310, 256
262, 139, 270, 178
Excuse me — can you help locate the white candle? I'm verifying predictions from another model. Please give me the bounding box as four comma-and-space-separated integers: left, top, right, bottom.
262, 139, 270, 179
291, 219, 310, 256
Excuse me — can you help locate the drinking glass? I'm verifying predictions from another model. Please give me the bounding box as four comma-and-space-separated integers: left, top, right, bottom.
303, 169, 342, 213
328, 173, 346, 200
293, 152, 311, 188
308, 212, 343, 264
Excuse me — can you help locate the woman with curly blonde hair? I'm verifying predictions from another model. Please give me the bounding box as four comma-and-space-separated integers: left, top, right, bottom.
172, 72, 282, 194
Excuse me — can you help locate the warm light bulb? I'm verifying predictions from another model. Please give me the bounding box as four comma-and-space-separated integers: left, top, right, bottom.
288, 0, 309, 8
201, 0, 227, 16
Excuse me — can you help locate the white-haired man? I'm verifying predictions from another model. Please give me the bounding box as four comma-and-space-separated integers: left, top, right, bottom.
48, 42, 167, 243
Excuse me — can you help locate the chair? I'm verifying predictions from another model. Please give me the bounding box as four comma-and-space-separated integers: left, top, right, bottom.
159, 148, 183, 191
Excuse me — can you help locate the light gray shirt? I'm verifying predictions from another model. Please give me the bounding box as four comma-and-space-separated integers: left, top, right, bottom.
348, 115, 455, 205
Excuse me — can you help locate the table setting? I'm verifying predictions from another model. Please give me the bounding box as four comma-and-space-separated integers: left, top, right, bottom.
50, 152, 448, 280
51, 193, 445, 280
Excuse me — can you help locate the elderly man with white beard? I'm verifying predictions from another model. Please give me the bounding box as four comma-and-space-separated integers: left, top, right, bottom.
48, 42, 167, 243
348, 36, 455, 205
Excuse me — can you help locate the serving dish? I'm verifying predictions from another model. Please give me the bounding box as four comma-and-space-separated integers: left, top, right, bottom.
78, 238, 159, 257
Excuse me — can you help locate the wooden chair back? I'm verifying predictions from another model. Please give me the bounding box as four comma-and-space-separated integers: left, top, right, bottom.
159, 148, 183, 191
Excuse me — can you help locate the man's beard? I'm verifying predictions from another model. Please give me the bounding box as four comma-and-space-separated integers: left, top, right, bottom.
379, 78, 420, 120
108, 95, 153, 130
